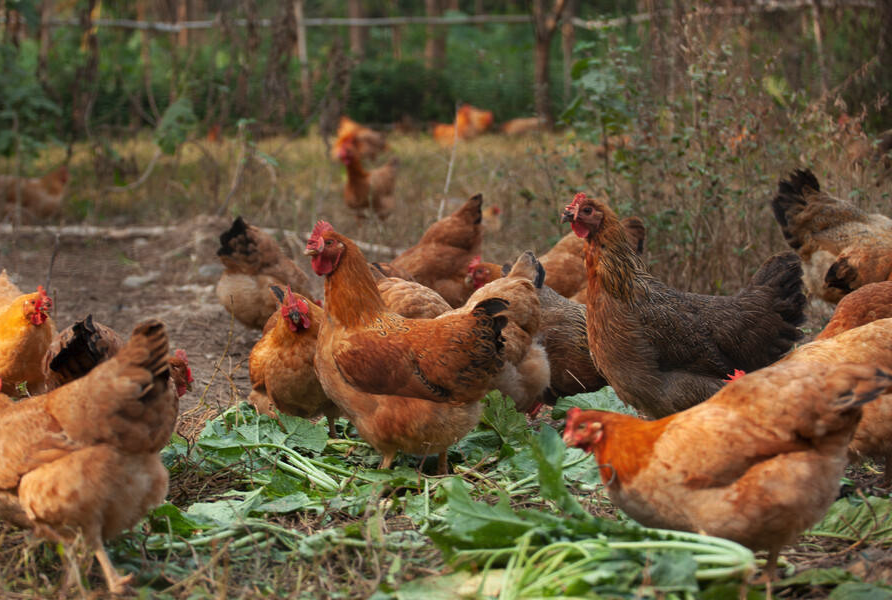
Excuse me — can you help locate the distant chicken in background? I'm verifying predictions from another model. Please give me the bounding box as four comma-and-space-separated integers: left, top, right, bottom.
0, 320, 177, 595
481, 205, 502, 234
330, 116, 387, 162
432, 104, 493, 147
336, 135, 399, 220
216, 216, 314, 329
0, 284, 55, 396
564, 362, 892, 579
466, 255, 503, 293
249, 286, 341, 437
501, 117, 543, 136
772, 168, 892, 303
389, 194, 485, 307
372, 267, 452, 320
0, 165, 69, 222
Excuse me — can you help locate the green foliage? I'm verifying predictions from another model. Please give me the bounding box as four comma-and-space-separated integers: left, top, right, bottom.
153, 97, 197, 155
347, 60, 454, 123
0, 44, 61, 159
552, 386, 636, 419
807, 495, 892, 542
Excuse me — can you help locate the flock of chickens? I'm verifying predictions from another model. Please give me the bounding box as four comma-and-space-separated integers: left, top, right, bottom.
1, 119, 892, 594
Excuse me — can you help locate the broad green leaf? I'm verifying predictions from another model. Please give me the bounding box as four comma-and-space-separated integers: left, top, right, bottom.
808, 496, 892, 542
254, 492, 311, 514
480, 391, 529, 448
279, 414, 329, 453
552, 387, 637, 419
530, 425, 588, 518
830, 582, 892, 600
148, 503, 209, 536
776, 567, 859, 587
645, 551, 699, 591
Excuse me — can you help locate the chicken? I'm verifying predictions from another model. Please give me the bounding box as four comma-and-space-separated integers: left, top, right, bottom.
501, 117, 543, 136
42, 314, 193, 398
0, 319, 177, 594
464, 105, 494, 135
432, 106, 475, 147
42, 314, 123, 391
771, 168, 892, 303
564, 362, 892, 578
528, 260, 608, 403
337, 138, 399, 220
562, 193, 806, 418
305, 221, 509, 473
216, 216, 314, 330
0, 268, 23, 305
780, 284, 892, 483
248, 286, 340, 437
541, 215, 646, 300
0, 165, 69, 221
373, 269, 452, 320
389, 194, 483, 307
447, 251, 549, 413
0, 285, 55, 396
466, 255, 503, 292
815, 280, 892, 341
482, 205, 502, 234
330, 116, 387, 162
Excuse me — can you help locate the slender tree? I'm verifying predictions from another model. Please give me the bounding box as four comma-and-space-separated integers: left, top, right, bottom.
531, 0, 568, 127
425, 0, 446, 69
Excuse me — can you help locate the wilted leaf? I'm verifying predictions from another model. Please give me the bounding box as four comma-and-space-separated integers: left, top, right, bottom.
808, 496, 892, 542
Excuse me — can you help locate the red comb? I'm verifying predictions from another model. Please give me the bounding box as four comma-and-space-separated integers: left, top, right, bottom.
723, 369, 746, 383
175, 349, 188, 362
468, 255, 482, 271
311, 221, 334, 239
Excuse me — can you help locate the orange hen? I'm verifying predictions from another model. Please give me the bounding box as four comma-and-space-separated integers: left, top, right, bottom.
0, 165, 69, 221
0, 285, 55, 396
564, 362, 892, 578
0, 320, 176, 594
249, 286, 340, 436
305, 221, 509, 472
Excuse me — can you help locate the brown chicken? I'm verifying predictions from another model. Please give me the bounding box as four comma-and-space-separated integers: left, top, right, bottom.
525, 256, 608, 403
330, 116, 387, 161
337, 137, 399, 220
466, 256, 504, 293
41, 314, 193, 398
0, 320, 177, 594
465, 105, 494, 135
0, 285, 55, 396
541, 215, 646, 301
446, 251, 549, 413
562, 193, 806, 418
772, 169, 892, 303
373, 269, 452, 320
482, 205, 502, 234
432, 106, 475, 147
779, 283, 892, 483
216, 216, 314, 329
0, 165, 69, 221
389, 194, 484, 307
305, 221, 509, 473
564, 362, 891, 578
501, 117, 543, 136
42, 314, 123, 391
248, 286, 340, 436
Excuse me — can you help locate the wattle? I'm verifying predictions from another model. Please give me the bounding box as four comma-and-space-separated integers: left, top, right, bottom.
570, 221, 590, 239
311, 255, 335, 276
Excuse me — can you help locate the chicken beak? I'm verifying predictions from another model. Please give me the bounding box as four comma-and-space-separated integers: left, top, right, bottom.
560, 209, 575, 224
304, 247, 320, 257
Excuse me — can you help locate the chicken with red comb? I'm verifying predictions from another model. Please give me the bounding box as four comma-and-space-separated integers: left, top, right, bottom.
0, 285, 55, 395
563, 361, 892, 579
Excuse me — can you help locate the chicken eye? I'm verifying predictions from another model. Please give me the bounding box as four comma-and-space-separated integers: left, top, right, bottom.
582, 206, 592, 214
325, 239, 333, 246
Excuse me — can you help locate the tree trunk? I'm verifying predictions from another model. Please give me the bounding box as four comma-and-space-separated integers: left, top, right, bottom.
294, 0, 311, 117
71, 0, 99, 137
425, 0, 446, 70
531, 0, 568, 128
561, 0, 576, 103
177, 0, 188, 47
347, 0, 366, 56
